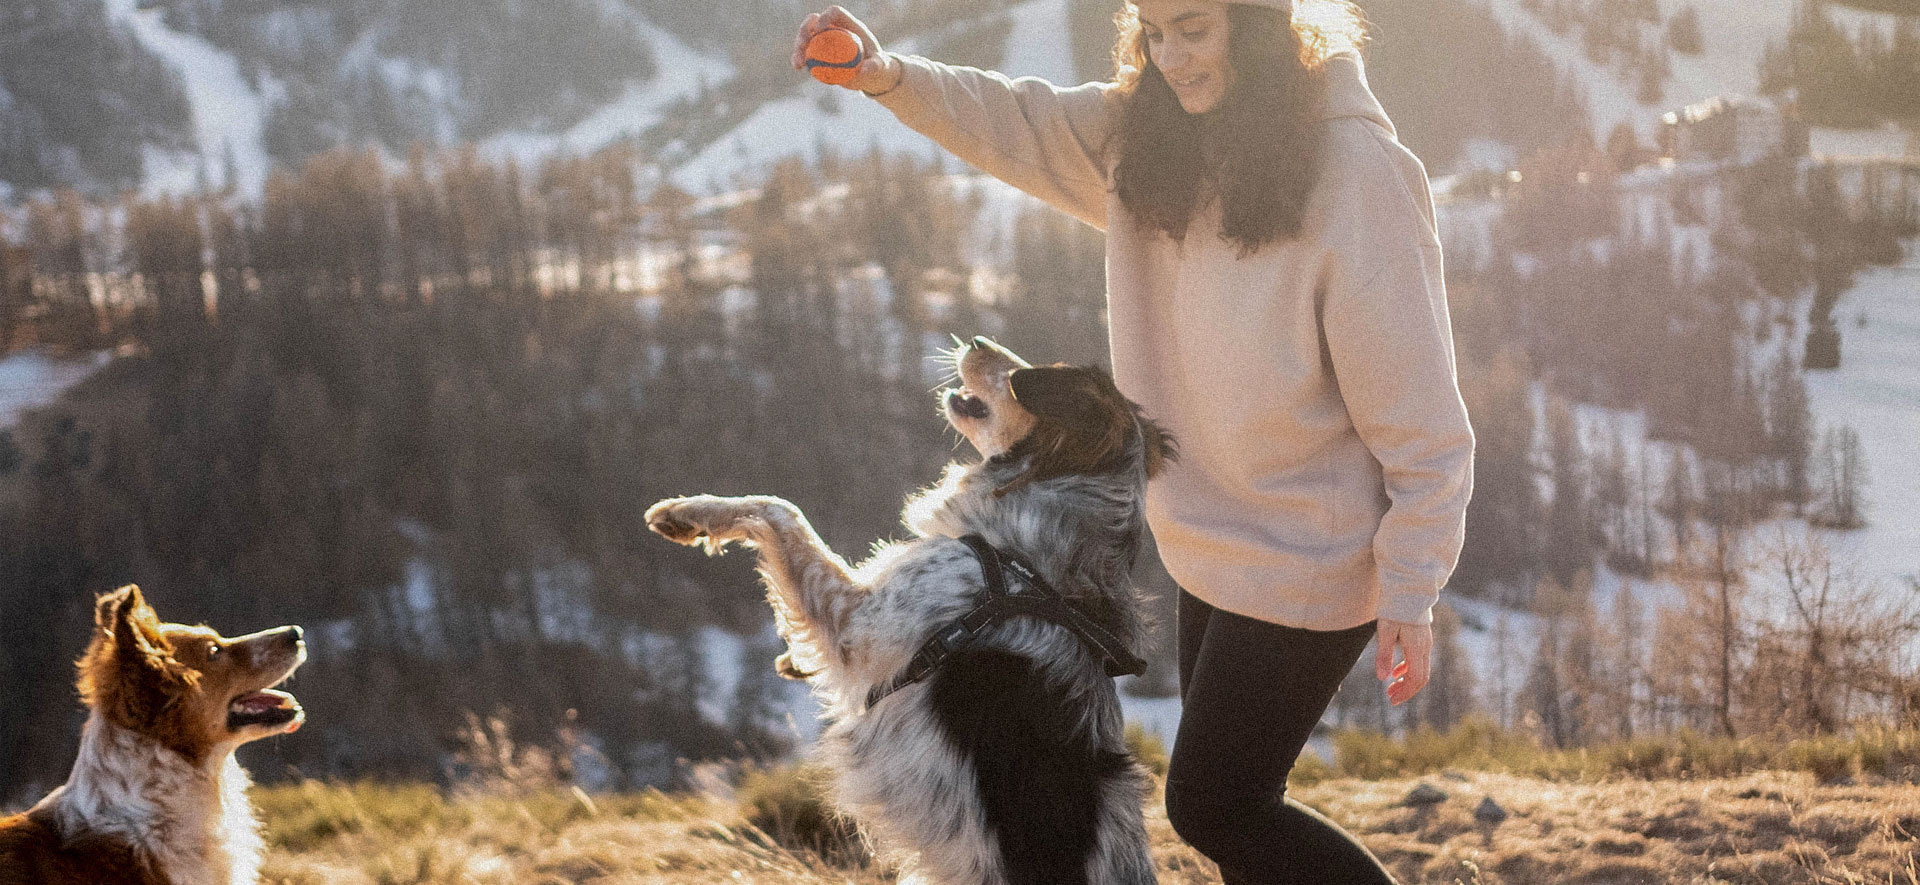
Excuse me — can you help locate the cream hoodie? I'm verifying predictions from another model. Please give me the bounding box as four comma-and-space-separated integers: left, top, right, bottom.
871, 51, 1474, 629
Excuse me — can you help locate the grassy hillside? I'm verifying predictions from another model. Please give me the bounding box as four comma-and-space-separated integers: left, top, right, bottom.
254, 773, 1920, 884
255, 725, 1920, 885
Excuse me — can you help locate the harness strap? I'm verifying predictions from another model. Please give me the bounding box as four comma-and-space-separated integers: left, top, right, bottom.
864, 534, 1147, 711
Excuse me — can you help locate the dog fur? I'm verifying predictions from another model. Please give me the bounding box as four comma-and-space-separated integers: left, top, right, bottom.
0, 585, 306, 885
647, 337, 1173, 885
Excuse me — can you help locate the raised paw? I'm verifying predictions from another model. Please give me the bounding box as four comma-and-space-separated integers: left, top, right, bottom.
645, 495, 758, 549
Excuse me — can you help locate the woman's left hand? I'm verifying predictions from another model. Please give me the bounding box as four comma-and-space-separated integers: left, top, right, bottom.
1375, 618, 1432, 706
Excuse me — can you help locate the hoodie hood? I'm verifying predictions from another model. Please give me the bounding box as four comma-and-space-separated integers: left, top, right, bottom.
1316, 51, 1394, 135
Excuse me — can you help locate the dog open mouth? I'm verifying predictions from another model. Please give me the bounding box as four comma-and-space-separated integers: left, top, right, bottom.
947, 389, 990, 419
227, 689, 301, 730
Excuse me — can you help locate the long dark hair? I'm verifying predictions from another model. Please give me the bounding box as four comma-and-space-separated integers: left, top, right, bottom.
1109, 0, 1368, 255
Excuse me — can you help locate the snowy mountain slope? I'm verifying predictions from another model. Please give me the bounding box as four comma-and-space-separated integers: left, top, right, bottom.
1476, 0, 1652, 139
484, 19, 733, 171
0, 0, 192, 193
667, 0, 1078, 195
669, 89, 946, 195
1479, 0, 1916, 148
102, 0, 271, 199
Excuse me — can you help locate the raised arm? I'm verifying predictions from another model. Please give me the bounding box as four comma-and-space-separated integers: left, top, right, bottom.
794, 6, 1116, 229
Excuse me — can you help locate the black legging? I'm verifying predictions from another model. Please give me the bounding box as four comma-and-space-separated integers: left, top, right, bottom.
1166, 588, 1398, 884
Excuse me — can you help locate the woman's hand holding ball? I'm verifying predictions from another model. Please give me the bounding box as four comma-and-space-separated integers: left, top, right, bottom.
793, 6, 901, 94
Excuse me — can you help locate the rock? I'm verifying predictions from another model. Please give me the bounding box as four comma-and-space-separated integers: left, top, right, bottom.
1475, 796, 1509, 847
1403, 782, 1449, 807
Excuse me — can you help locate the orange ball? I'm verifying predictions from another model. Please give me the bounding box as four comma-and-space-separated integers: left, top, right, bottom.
805, 27, 864, 86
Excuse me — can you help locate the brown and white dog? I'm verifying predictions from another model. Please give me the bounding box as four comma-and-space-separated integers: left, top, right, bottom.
647, 337, 1173, 885
0, 585, 306, 885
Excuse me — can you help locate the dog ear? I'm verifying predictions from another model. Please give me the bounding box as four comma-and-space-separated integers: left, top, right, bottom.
80, 585, 194, 725
1010, 366, 1104, 432
94, 584, 135, 634
1139, 415, 1179, 479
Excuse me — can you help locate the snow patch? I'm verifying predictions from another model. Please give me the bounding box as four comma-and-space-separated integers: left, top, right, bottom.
669, 89, 947, 195
1799, 239, 1920, 591
1811, 124, 1918, 160
0, 349, 110, 429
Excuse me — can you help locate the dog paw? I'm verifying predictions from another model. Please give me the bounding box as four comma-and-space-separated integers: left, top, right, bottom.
774, 651, 819, 681
645, 498, 705, 545
646, 495, 755, 549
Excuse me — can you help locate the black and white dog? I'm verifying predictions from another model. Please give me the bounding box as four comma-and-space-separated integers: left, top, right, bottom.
646, 336, 1172, 885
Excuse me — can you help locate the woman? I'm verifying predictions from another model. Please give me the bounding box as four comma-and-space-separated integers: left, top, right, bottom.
792, 1, 1473, 881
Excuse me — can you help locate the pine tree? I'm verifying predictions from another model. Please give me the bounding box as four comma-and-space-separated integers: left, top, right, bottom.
1761, 1, 1874, 127
1605, 122, 1644, 172
1456, 350, 1541, 593
1884, 21, 1920, 120
1591, 422, 1634, 571
1608, 579, 1644, 739
1522, 609, 1570, 747
0, 430, 20, 476
125, 195, 208, 354
1491, 612, 1515, 728
1002, 204, 1109, 369
1636, 40, 1670, 105
0, 234, 21, 352
1668, 5, 1704, 55
1765, 344, 1814, 513
1658, 446, 1696, 565
1811, 425, 1868, 529
1548, 571, 1602, 746
1633, 440, 1659, 569
1543, 399, 1594, 588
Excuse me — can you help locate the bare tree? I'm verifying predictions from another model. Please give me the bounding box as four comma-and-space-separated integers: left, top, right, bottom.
1810, 425, 1868, 529
1765, 343, 1814, 514
1649, 523, 1748, 737
1745, 527, 1920, 734
1658, 446, 1697, 566
1605, 579, 1645, 740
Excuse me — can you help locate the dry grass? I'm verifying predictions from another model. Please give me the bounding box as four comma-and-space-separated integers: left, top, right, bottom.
258, 770, 1920, 884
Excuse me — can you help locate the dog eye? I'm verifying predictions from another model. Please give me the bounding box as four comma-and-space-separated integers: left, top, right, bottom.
206, 644, 221, 660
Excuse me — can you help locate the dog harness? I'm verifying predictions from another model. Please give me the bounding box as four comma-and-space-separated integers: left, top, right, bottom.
864, 533, 1149, 712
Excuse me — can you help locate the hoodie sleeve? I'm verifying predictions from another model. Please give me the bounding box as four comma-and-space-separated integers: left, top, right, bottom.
869, 54, 1115, 230
1318, 117, 1476, 626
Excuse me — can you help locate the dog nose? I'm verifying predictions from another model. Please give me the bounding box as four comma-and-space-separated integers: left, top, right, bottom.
283, 626, 304, 646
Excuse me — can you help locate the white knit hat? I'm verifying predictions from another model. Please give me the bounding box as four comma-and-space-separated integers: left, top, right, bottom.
1129, 0, 1293, 10
1227, 0, 1293, 8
